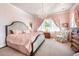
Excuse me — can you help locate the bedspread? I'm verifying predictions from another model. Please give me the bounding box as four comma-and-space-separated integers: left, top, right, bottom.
7, 32, 41, 55
30, 32, 40, 42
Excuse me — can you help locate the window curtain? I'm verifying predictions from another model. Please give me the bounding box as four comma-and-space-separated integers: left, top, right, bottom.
70, 13, 77, 28
37, 18, 60, 32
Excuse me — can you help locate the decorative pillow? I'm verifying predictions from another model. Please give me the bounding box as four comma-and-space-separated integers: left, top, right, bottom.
12, 30, 22, 34
9, 30, 14, 34
23, 29, 31, 33
56, 31, 69, 43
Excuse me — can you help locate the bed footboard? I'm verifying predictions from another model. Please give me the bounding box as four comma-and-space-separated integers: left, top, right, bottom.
31, 34, 45, 55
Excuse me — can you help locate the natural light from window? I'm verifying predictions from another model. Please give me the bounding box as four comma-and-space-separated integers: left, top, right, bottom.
37, 18, 60, 32
70, 13, 77, 28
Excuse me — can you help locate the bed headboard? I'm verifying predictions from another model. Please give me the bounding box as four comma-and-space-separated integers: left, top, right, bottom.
5, 21, 29, 37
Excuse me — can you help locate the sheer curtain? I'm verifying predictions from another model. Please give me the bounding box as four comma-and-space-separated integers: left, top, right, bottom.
70, 13, 77, 28
37, 18, 60, 32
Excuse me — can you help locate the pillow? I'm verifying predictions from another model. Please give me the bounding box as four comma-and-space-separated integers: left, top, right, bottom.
9, 30, 14, 34
12, 30, 22, 34
26, 30, 31, 33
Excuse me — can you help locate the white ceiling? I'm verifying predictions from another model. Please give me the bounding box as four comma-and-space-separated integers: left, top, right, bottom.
11, 3, 75, 18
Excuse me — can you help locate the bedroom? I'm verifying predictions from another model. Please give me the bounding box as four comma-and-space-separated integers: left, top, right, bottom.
0, 3, 79, 56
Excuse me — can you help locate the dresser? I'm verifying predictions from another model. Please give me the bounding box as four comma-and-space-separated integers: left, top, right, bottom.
44, 32, 50, 39
70, 28, 79, 52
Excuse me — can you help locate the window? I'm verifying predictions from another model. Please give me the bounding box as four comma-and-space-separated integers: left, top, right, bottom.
70, 13, 77, 28
37, 18, 60, 32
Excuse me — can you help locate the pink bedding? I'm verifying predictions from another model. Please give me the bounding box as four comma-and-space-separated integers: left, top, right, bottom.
7, 32, 40, 55
30, 32, 40, 42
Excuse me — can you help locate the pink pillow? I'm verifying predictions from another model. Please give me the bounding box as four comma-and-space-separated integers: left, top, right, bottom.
25, 30, 31, 33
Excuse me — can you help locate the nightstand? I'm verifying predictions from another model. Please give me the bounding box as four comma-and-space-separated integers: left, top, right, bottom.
44, 32, 50, 39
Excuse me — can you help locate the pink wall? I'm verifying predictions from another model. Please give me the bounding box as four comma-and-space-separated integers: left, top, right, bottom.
31, 16, 43, 31
74, 5, 79, 27
0, 4, 43, 48
46, 10, 70, 28
75, 5, 79, 27
69, 4, 79, 27
0, 4, 36, 48
47, 4, 79, 29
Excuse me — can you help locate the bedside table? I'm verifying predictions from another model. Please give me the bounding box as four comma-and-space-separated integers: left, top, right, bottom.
44, 32, 50, 39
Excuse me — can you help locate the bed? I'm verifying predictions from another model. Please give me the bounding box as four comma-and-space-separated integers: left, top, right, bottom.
5, 21, 45, 56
